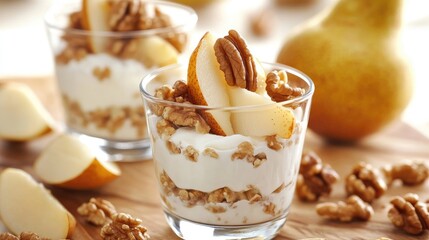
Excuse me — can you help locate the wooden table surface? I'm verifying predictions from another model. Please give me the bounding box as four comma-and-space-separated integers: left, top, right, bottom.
1, 76, 429, 240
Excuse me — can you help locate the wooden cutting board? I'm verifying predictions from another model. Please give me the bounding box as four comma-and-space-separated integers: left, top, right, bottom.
0, 77, 428, 240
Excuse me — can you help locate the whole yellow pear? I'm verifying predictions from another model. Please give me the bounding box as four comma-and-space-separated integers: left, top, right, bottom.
277, 0, 413, 142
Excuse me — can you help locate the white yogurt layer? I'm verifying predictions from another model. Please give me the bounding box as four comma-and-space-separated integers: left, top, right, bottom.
55, 53, 147, 111
149, 115, 304, 225
55, 54, 150, 140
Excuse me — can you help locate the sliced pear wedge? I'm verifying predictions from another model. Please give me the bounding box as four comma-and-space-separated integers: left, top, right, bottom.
0, 83, 54, 141
187, 32, 234, 136
34, 134, 121, 190
0, 168, 76, 238
229, 87, 295, 139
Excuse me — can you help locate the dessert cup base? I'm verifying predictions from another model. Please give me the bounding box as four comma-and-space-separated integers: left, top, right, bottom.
164, 210, 287, 240
68, 129, 152, 162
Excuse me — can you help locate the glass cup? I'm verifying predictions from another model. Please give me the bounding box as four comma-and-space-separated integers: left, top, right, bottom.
140, 63, 315, 239
45, 0, 197, 161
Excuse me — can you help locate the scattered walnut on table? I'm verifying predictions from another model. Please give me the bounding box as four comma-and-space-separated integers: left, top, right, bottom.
382, 161, 429, 186
0, 233, 18, 240
345, 162, 387, 203
266, 70, 305, 102
0, 232, 51, 240
295, 151, 339, 202
77, 198, 117, 226
388, 193, 429, 235
100, 213, 150, 240
316, 195, 374, 222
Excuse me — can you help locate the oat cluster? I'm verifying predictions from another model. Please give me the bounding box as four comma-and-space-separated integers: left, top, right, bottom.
296, 151, 339, 202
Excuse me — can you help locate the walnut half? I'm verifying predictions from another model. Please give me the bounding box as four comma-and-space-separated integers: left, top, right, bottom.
345, 162, 387, 203
296, 151, 339, 202
214, 30, 258, 92
316, 195, 374, 222
383, 161, 429, 186
266, 70, 305, 102
388, 193, 429, 235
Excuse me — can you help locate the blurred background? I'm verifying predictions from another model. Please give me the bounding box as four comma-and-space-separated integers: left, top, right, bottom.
1, 0, 428, 136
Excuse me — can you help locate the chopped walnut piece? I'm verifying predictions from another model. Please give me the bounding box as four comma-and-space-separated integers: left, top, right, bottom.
151, 81, 210, 134
100, 213, 150, 240
316, 195, 374, 222
183, 146, 199, 162
263, 202, 276, 215
345, 162, 387, 203
388, 193, 429, 235
202, 148, 219, 159
92, 66, 111, 81
78, 198, 117, 226
383, 161, 429, 186
265, 135, 283, 151
214, 30, 258, 92
296, 151, 339, 202
156, 119, 176, 139
166, 140, 181, 154
266, 70, 305, 102
232, 142, 267, 167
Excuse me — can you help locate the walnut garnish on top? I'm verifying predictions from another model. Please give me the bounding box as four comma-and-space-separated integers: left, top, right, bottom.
214, 30, 258, 92
388, 193, 429, 235
382, 161, 429, 186
101, 213, 150, 240
151, 81, 210, 134
77, 197, 117, 226
296, 151, 339, 202
345, 162, 387, 203
316, 195, 374, 222
266, 70, 305, 102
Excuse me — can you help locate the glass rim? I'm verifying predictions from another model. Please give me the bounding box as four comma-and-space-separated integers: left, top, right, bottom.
44, 0, 198, 38
140, 62, 315, 111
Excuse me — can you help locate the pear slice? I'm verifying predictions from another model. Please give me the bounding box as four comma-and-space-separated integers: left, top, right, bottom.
81, 0, 110, 52
187, 32, 234, 136
34, 134, 121, 190
229, 87, 295, 139
128, 36, 179, 68
0, 83, 54, 141
0, 168, 76, 238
